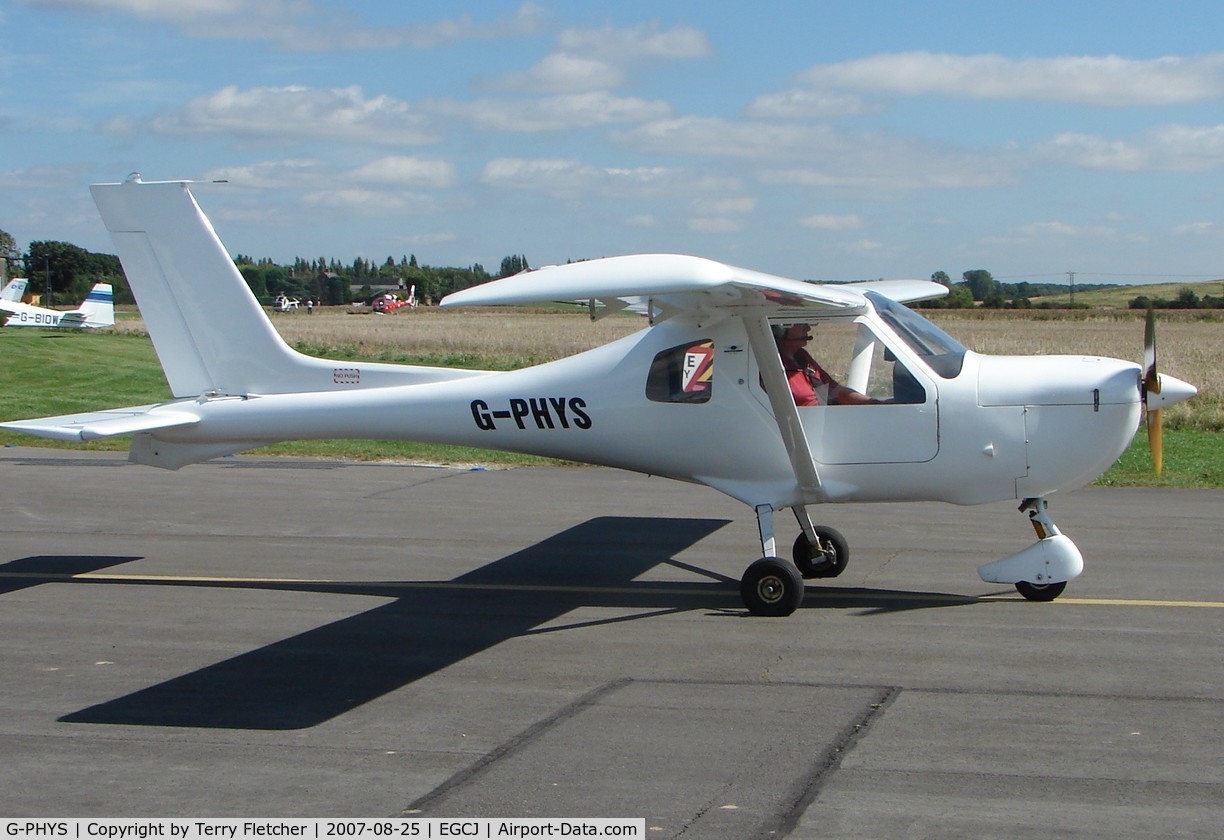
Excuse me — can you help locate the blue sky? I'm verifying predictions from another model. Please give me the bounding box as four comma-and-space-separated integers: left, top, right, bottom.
2, 1, 1222, 285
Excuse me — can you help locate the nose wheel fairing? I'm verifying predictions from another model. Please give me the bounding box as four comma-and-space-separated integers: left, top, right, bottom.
977, 498, 1083, 598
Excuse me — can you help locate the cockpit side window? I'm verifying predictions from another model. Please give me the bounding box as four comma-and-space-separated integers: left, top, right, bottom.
646, 340, 714, 403
768, 318, 926, 405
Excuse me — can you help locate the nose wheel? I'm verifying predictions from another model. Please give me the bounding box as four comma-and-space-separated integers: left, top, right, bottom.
1015, 579, 1067, 601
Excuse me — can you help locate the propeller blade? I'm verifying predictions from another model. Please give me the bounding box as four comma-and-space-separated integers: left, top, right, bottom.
1143, 306, 1160, 399
1147, 408, 1163, 476
1143, 307, 1163, 475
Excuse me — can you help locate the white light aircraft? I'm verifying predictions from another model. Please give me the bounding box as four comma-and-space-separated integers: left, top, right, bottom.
0, 176, 1198, 615
0, 279, 115, 329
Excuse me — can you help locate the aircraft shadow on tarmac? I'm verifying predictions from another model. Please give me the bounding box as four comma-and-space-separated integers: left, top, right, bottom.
1, 517, 979, 731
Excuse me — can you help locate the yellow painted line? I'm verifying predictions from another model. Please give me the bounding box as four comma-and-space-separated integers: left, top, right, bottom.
1057, 597, 1224, 609
3, 570, 1223, 607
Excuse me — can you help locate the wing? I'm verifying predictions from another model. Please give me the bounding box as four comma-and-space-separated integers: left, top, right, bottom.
440, 254, 947, 315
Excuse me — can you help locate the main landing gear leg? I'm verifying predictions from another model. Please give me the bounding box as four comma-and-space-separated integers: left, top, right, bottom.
739, 505, 805, 616
791, 505, 850, 579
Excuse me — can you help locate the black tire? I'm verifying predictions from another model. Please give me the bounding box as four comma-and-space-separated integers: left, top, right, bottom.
1015, 580, 1067, 602
740, 557, 804, 616
793, 526, 849, 579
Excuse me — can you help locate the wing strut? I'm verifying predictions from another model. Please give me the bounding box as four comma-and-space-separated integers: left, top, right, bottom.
741, 314, 824, 501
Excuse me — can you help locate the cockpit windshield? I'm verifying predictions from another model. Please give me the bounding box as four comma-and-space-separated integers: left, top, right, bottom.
865, 291, 967, 379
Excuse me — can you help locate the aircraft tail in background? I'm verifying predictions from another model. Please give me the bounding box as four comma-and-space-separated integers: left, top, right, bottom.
1, 278, 29, 302
75, 283, 116, 327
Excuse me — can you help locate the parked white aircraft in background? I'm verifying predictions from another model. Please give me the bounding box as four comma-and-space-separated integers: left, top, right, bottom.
0, 176, 1197, 615
0, 280, 115, 329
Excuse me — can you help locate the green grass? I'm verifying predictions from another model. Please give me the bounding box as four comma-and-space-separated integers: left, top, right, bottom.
0, 330, 557, 465
2, 328, 1221, 486
1097, 428, 1223, 488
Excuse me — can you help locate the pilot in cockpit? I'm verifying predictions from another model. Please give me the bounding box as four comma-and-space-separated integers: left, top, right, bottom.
772, 323, 877, 406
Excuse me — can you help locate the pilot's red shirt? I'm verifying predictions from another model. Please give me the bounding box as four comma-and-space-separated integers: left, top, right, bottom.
783, 348, 838, 406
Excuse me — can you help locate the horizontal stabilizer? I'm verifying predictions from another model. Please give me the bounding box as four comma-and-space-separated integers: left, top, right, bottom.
0, 405, 199, 442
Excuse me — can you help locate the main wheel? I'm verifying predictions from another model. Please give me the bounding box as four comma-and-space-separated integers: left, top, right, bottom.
740, 557, 804, 616
1015, 580, 1067, 601
793, 526, 849, 579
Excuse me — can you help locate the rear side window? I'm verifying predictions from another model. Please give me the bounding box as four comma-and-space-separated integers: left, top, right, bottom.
646, 340, 714, 403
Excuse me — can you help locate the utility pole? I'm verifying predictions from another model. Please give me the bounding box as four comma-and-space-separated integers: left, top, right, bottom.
1067, 270, 1076, 305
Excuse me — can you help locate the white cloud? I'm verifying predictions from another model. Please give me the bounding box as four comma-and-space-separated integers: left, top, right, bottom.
496, 53, 624, 94
481, 157, 675, 199
154, 85, 439, 146
557, 23, 711, 63
1039, 124, 1224, 171
840, 239, 884, 253
1013, 221, 1119, 239
694, 196, 756, 216
30, 0, 267, 21
747, 89, 873, 119
800, 214, 863, 231
618, 116, 844, 159
988, 220, 1149, 249
201, 159, 328, 188
405, 231, 457, 247
428, 91, 670, 132
26, 0, 551, 50
685, 195, 756, 234
794, 51, 1224, 106
198, 157, 455, 196
352, 156, 456, 188
494, 22, 711, 94
301, 187, 439, 216
688, 217, 743, 234
1173, 221, 1218, 236
617, 114, 1025, 201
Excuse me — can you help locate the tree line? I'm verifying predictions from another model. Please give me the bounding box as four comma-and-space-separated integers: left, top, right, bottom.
920, 269, 1118, 309
1129, 288, 1224, 310
0, 226, 532, 308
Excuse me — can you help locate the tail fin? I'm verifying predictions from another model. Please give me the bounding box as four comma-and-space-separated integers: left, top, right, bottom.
76, 283, 115, 327
91, 176, 484, 398
91, 176, 311, 397
1, 278, 28, 302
